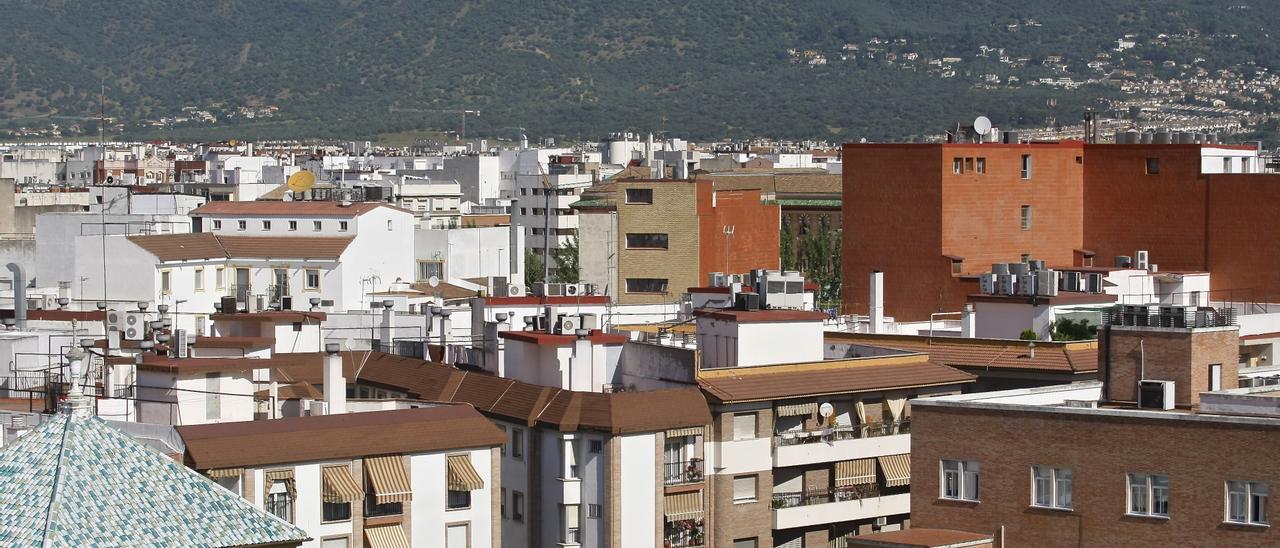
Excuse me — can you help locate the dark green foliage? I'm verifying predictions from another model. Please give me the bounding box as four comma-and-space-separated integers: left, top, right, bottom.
524, 249, 544, 289
1019, 329, 1040, 341
551, 237, 580, 284
1051, 318, 1098, 341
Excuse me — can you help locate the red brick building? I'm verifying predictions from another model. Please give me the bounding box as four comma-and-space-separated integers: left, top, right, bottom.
843, 142, 1280, 321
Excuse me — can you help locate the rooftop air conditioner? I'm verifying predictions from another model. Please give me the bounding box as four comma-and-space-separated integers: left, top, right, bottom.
1036, 270, 1059, 297
1063, 271, 1082, 292
508, 284, 524, 297
565, 284, 582, 297
1138, 380, 1175, 410
979, 273, 995, 295
1135, 250, 1150, 270
1018, 273, 1037, 296
122, 312, 146, 341
1085, 273, 1103, 293
558, 314, 578, 334
998, 274, 1016, 296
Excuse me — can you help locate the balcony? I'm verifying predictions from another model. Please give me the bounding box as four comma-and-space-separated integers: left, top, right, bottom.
664, 459, 705, 486
664, 518, 705, 548
773, 421, 911, 468
772, 488, 911, 530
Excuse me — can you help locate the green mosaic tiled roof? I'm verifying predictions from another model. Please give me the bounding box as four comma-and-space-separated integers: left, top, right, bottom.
0, 411, 308, 547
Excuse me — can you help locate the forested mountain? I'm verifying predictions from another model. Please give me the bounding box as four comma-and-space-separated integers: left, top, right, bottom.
1, 1, 1277, 141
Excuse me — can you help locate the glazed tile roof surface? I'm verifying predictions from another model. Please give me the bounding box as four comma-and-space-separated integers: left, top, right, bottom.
0, 410, 307, 547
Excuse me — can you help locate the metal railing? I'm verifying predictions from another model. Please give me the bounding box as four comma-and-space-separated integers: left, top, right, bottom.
664, 519, 705, 548
774, 420, 911, 447
663, 458, 705, 485
562, 527, 581, 545
1102, 305, 1236, 328
772, 484, 880, 509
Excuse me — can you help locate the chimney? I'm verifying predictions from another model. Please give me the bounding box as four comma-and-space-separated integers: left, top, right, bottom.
544, 305, 558, 333
6, 263, 27, 330
470, 297, 487, 351
379, 299, 394, 352
439, 309, 452, 362
323, 343, 346, 415
961, 304, 977, 338
571, 328, 594, 392
869, 271, 885, 334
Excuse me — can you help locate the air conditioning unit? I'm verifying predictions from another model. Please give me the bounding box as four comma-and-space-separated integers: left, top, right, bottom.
1062, 399, 1099, 409
308, 400, 328, 416
998, 274, 1016, 296
1018, 273, 1037, 296
1085, 273, 1103, 293
979, 273, 995, 294
508, 284, 524, 297
1135, 250, 1150, 270
1063, 271, 1082, 292
557, 314, 578, 334
1138, 380, 1175, 410
708, 272, 727, 287
122, 312, 147, 341
1036, 270, 1059, 297
874, 517, 888, 527
565, 284, 582, 297
579, 313, 599, 331
175, 329, 189, 358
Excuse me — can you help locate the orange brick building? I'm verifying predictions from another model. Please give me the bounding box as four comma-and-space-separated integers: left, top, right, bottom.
844, 141, 1280, 321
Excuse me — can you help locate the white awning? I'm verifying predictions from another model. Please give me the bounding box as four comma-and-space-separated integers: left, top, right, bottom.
776, 402, 818, 417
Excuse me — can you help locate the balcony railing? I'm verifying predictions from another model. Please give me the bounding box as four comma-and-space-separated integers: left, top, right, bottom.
664, 518, 705, 548
772, 484, 880, 509
664, 458, 705, 485
774, 420, 911, 447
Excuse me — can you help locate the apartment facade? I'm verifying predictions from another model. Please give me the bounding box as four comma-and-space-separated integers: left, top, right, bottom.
842, 141, 1280, 321
177, 406, 506, 548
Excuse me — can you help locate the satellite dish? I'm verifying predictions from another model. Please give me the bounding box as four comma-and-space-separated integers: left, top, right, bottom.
428, 275, 440, 288
973, 116, 992, 135
819, 402, 835, 418
286, 171, 316, 193
282, 190, 294, 202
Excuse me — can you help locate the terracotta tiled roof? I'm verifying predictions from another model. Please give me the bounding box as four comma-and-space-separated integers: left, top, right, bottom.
695, 309, 828, 323
130, 356, 268, 374
847, 528, 993, 547
193, 336, 273, 349
697, 355, 975, 403
826, 333, 1099, 374
254, 381, 324, 400
500, 329, 628, 346
211, 311, 328, 323
190, 200, 407, 217
127, 233, 354, 261
706, 171, 841, 195
410, 281, 480, 302
259, 351, 710, 433
177, 405, 505, 469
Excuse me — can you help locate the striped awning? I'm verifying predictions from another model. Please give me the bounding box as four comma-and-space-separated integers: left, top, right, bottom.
666, 426, 704, 438
664, 491, 704, 521
205, 467, 242, 479
835, 458, 876, 487
366, 455, 413, 504
322, 465, 364, 503
365, 524, 410, 548
776, 402, 818, 417
878, 454, 911, 488
263, 469, 296, 501
447, 454, 485, 491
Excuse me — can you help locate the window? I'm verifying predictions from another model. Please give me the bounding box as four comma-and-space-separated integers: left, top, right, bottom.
498, 426, 507, 456
1210, 363, 1222, 391
1223, 157, 1232, 173
266, 480, 293, 522
1020, 205, 1033, 230
447, 490, 471, 510
237, 220, 247, 231
386, 220, 393, 231
733, 539, 758, 548
733, 412, 757, 440
976, 157, 986, 173
964, 157, 974, 172
313, 221, 322, 231
589, 439, 603, 454
952, 158, 963, 174
161, 270, 172, 294
1021, 253, 1032, 263
1227, 480, 1268, 525
262, 220, 272, 230
212, 219, 222, 230
1032, 466, 1072, 509
446, 523, 469, 548
417, 261, 443, 282
1075, 155, 1083, 164
626, 278, 669, 294
519, 207, 527, 216
323, 501, 351, 522
941, 460, 980, 501
561, 504, 581, 544
339, 221, 349, 232
305, 269, 320, 290
625, 233, 669, 249
1128, 473, 1169, 517
951, 258, 963, 275
1146, 158, 1160, 174
511, 428, 524, 459
1021, 154, 1032, 179
205, 373, 220, 420
321, 537, 349, 548
513, 491, 525, 521
562, 439, 579, 479
289, 220, 298, 231
733, 475, 758, 503
500, 487, 507, 518
625, 188, 654, 204
587, 503, 602, 519
194, 268, 204, 292
215, 267, 225, 290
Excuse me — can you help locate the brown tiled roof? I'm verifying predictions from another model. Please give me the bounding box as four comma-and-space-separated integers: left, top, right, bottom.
706, 171, 841, 195
190, 201, 407, 217
460, 214, 510, 227
254, 381, 324, 400
211, 311, 328, 323
127, 233, 354, 261
260, 351, 710, 433
826, 333, 1099, 374
694, 309, 828, 323
193, 336, 273, 349
847, 528, 993, 548
410, 281, 480, 302
0, 310, 106, 322
500, 329, 628, 346
130, 356, 268, 374
697, 355, 975, 403
177, 405, 505, 469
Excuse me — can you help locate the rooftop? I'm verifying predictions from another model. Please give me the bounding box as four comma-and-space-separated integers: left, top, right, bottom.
190, 200, 408, 217
211, 310, 328, 323
827, 332, 1099, 374
847, 528, 994, 548
695, 309, 828, 323
128, 232, 354, 261
178, 405, 505, 469
698, 354, 975, 403
500, 329, 628, 346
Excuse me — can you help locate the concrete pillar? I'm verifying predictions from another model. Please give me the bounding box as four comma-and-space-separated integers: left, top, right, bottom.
323, 343, 346, 415
379, 299, 394, 352
869, 271, 885, 334
961, 304, 976, 338
571, 329, 593, 391
439, 310, 453, 363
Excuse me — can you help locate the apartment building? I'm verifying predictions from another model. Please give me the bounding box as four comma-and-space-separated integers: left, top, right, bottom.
573, 179, 781, 304
842, 140, 1280, 321
177, 405, 506, 548
510, 151, 597, 277
906, 305, 1280, 546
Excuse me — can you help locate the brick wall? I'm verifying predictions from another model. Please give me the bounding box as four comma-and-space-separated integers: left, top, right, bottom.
710, 407, 774, 547
699, 188, 781, 280
1102, 326, 1239, 406
1205, 175, 1280, 303
615, 181, 701, 305
912, 404, 1280, 547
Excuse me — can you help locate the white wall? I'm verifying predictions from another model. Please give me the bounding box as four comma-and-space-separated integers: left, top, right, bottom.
411, 449, 495, 548
618, 433, 657, 548
415, 226, 523, 283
